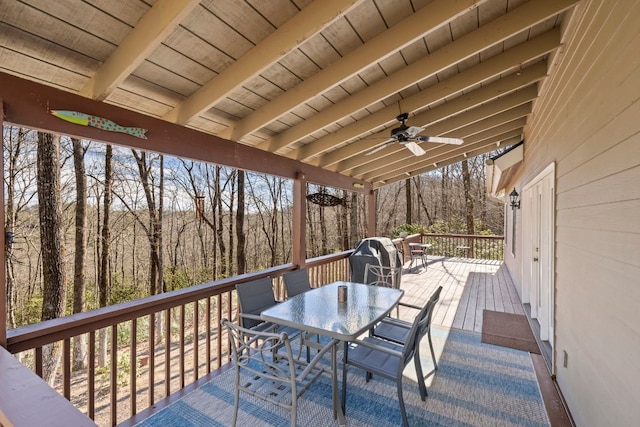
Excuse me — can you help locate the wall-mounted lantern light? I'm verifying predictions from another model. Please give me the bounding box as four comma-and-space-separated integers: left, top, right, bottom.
509, 188, 520, 210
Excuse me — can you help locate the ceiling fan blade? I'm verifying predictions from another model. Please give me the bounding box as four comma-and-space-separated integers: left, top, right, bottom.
405, 125, 424, 138
365, 141, 395, 156
416, 136, 464, 145
404, 141, 426, 156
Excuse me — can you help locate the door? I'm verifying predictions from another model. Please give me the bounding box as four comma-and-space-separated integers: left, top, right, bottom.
523, 164, 555, 347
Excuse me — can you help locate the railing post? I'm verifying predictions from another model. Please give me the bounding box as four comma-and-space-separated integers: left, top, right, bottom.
292, 172, 307, 268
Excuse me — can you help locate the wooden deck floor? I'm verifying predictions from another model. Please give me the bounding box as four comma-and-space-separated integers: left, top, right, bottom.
397, 255, 524, 332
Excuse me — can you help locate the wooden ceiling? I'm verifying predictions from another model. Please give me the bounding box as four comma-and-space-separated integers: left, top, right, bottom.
0, 0, 578, 188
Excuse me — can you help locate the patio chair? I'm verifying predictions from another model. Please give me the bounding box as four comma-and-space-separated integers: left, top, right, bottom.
372, 286, 443, 392
282, 268, 322, 361
222, 318, 337, 427
235, 277, 300, 339
363, 264, 402, 289
364, 264, 402, 316
282, 268, 312, 298
408, 243, 429, 271
342, 295, 440, 427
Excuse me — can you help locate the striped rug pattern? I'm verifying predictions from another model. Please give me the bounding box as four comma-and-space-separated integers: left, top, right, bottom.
136, 326, 549, 427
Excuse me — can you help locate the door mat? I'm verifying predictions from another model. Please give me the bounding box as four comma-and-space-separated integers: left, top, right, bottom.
481, 309, 541, 354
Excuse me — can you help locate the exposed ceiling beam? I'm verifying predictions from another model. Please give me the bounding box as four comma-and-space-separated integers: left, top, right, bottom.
225, 0, 486, 141
319, 57, 548, 170
260, 0, 577, 154
375, 136, 522, 187
0, 72, 369, 193
421, 95, 534, 139
296, 28, 557, 164
79, 0, 201, 101
329, 76, 540, 173
162, 0, 362, 125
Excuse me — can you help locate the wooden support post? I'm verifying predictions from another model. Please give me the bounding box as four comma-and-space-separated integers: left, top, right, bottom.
292, 173, 307, 268
367, 189, 376, 237
0, 100, 6, 347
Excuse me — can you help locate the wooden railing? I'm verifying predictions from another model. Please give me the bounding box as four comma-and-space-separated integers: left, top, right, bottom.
3, 251, 352, 427
396, 233, 504, 261
2, 234, 502, 426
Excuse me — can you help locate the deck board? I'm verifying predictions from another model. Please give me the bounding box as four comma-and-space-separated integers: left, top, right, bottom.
398, 256, 521, 332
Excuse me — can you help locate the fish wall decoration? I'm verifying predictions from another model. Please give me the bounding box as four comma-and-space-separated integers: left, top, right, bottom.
50, 110, 148, 139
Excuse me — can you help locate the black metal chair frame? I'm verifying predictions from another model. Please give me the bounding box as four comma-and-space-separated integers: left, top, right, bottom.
372, 286, 443, 387
342, 289, 441, 427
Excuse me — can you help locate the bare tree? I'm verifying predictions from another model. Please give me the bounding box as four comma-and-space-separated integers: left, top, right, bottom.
405, 178, 412, 224
36, 131, 66, 385
71, 138, 88, 370
349, 193, 358, 246
236, 170, 246, 274
4, 127, 37, 327
97, 144, 113, 366
215, 166, 227, 278
131, 150, 164, 295
461, 159, 475, 234
414, 179, 433, 227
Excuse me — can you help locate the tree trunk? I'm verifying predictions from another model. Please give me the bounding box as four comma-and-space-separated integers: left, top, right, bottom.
71, 138, 88, 370
158, 155, 164, 293
349, 193, 358, 248
236, 170, 246, 274
415, 190, 434, 227
461, 159, 475, 234
98, 144, 113, 366
5, 127, 27, 329
131, 150, 163, 295
131, 150, 165, 341
441, 166, 449, 230
339, 190, 348, 250
461, 159, 475, 257
319, 187, 327, 255
215, 166, 226, 278
36, 131, 66, 385
227, 171, 235, 274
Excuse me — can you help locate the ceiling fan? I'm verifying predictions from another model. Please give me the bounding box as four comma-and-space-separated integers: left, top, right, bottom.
365, 113, 464, 156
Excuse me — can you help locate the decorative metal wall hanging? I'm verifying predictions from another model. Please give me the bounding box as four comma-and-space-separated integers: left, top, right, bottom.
306, 192, 345, 207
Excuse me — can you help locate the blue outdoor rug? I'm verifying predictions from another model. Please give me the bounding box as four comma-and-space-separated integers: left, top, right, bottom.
135, 326, 550, 426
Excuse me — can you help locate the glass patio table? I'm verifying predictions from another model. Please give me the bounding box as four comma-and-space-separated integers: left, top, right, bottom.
261, 281, 404, 426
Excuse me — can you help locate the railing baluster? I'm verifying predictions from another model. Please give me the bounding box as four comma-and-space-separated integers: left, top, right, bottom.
88, 331, 95, 419
110, 324, 117, 426
179, 304, 185, 390
63, 338, 71, 399
148, 313, 155, 407
194, 300, 199, 382
206, 297, 211, 374
35, 347, 42, 377
164, 309, 171, 397
130, 318, 137, 417
226, 291, 232, 358
216, 294, 222, 368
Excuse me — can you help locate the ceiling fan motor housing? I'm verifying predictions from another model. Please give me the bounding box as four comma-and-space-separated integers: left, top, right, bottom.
391, 125, 410, 140
391, 112, 411, 140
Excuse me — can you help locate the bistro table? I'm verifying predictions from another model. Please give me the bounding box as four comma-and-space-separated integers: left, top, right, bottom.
261, 281, 404, 426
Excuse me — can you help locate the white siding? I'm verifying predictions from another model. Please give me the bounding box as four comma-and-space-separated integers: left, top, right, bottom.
509, 0, 640, 425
